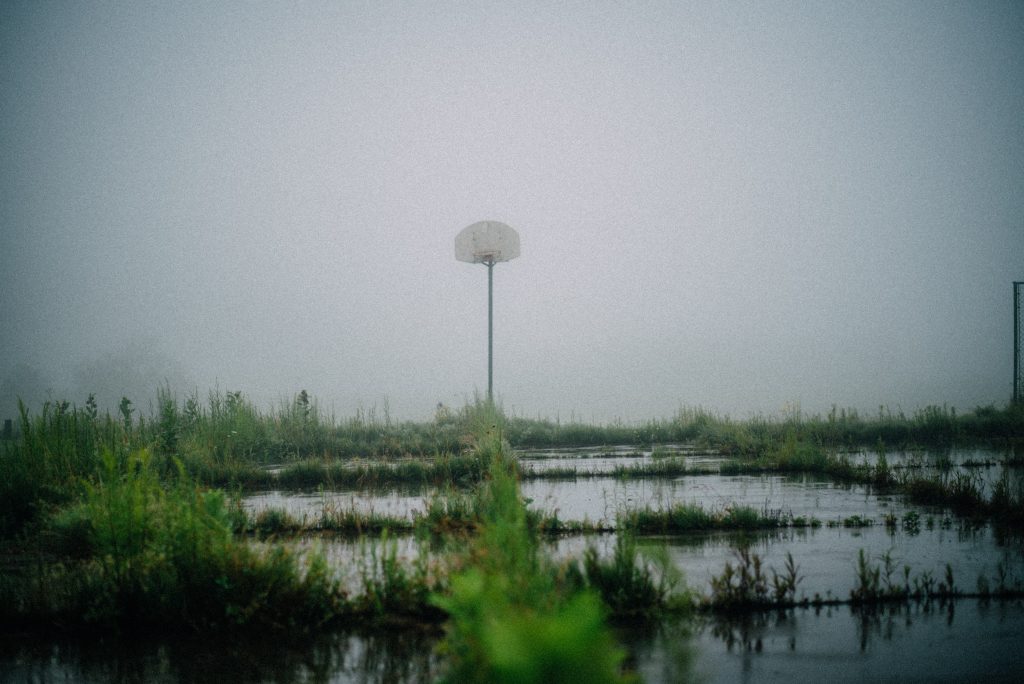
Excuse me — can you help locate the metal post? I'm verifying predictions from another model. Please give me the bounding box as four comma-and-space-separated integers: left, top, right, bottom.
493, 260, 497, 403
1015, 282, 1022, 404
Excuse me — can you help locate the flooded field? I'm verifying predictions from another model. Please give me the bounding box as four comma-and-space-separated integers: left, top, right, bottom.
6, 599, 1023, 683
207, 443, 1024, 682
5, 437, 1023, 683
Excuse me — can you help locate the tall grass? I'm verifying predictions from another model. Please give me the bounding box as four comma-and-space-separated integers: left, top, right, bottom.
0, 399, 122, 536
431, 404, 638, 683
19, 449, 345, 632
507, 402, 1024, 451
619, 503, 794, 534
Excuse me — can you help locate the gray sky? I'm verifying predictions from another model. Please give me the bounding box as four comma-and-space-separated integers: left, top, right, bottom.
2, 1, 1022, 423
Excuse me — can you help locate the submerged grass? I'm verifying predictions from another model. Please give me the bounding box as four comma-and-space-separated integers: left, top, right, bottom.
619, 503, 801, 534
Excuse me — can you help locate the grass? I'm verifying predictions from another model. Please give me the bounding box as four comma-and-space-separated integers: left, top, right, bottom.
2, 399, 663, 679
519, 458, 695, 480
571, 534, 688, 620
5, 387, 1022, 536
8, 449, 347, 633
899, 469, 1024, 526
700, 545, 1024, 612
430, 404, 639, 683
507, 402, 1024, 452
4, 386, 1024, 661
619, 503, 799, 534
707, 547, 802, 609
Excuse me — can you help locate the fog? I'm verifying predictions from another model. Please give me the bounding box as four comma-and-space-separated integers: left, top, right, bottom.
2, 1, 1022, 423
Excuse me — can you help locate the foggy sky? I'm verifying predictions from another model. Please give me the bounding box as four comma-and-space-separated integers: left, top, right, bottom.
2, 1, 1023, 423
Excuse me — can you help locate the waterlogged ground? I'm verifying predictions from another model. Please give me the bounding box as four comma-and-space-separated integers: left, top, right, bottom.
630, 600, 1024, 683
6, 601, 1023, 683
6, 444, 1022, 683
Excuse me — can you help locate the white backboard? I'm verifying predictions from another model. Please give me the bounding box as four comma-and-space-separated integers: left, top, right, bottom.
455, 221, 520, 264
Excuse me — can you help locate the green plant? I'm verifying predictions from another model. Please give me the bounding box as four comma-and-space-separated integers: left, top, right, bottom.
771, 552, 801, 603
28, 449, 347, 632
431, 412, 634, 683
435, 570, 633, 684
358, 533, 440, 619
577, 533, 679, 619
709, 546, 770, 608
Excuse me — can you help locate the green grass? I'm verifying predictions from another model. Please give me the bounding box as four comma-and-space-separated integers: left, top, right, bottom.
707, 547, 803, 609
572, 534, 688, 619
5, 386, 1024, 655
430, 403, 640, 683
13, 449, 346, 633
619, 503, 794, 534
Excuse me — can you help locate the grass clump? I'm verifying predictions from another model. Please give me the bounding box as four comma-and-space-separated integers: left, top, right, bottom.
707, 547, 802, 609
431, 403, 636, 683
619, 503, 790, 534
572, 534, 686, 620
20, 449, 345, 633
356, 532, 443, 621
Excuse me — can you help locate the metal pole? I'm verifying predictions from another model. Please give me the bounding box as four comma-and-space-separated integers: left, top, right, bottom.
1015, 282, 1022, 404
487, 261, 494, 403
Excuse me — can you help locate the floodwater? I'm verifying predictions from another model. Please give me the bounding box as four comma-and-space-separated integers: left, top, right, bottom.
5, 601, 1023, 682
5, 444, 1023, 683
246, 472, 927, 527
631, 600, 1024, 683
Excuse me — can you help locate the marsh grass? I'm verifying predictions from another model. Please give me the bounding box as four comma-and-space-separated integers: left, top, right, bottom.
619, 503, 795, 534
572, 534, 688, 619
5, 388, 1021, 538
270, 454, 488, 490
24, 449, 347, 633
243, 506, 416, 536
899, 469, 1024, 525
5, 389, 1023, 651
519, 458, 693, 481
356, 532, 444, 621
431, 404, 639, 683
707, 546, 772, 608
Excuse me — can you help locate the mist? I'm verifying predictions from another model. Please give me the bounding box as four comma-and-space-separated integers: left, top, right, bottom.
2, 1, 1022, 423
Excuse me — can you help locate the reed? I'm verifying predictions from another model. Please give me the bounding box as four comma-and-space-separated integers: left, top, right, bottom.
619, 503, 791, 534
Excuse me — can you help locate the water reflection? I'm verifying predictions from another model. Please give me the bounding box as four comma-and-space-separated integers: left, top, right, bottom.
691, 600, 1024, 683
0, 628, 442, 684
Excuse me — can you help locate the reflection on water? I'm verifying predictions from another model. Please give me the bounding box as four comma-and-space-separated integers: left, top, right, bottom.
687, 599, 1024, 683
243, 487, 432, 520
6, 600, 1022, 683
0, 628, 442, 684
522, 473, 908, 526
547, 522, 1024, 599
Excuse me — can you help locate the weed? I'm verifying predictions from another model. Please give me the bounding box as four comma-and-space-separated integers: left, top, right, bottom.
431, 408, 635, 683
708, 546, 770, 608
357, 533, 441, 620
575, 534, 681, 619
771, 552, 802, 604
619, 503, 789, 534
